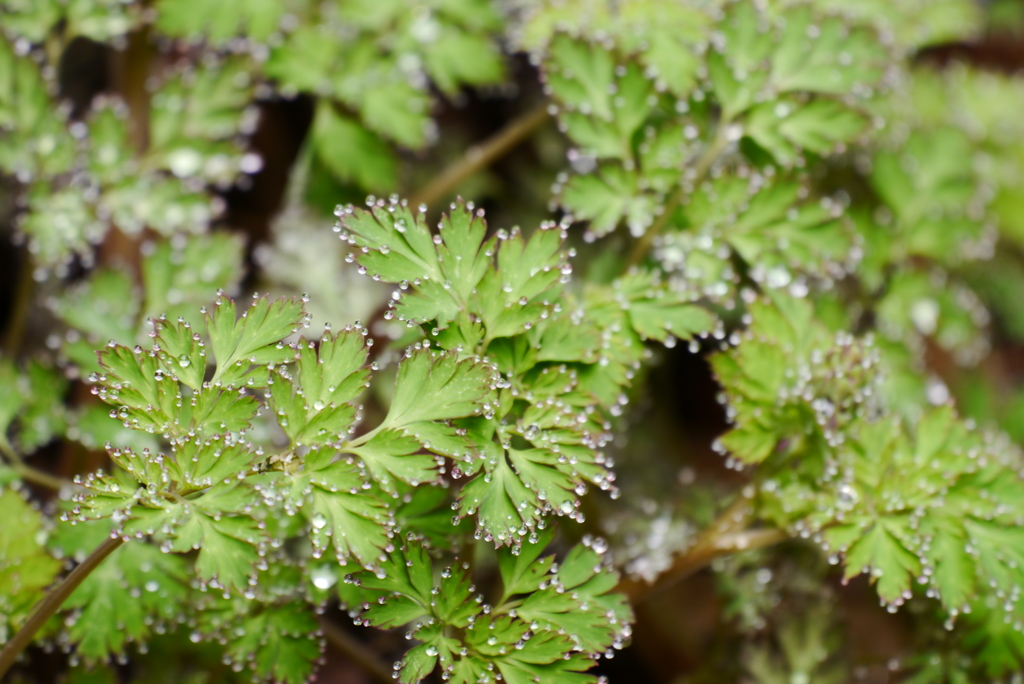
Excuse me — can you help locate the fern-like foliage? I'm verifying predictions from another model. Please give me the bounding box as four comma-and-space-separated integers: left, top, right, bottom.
712, 293, 1024, 674
349, 530, 631, 683
51, 196, 656, 681
3, 0, 1024, 682
336, 197, 713, 543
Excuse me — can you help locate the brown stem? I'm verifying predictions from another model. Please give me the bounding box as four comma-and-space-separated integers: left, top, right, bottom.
617, 495, 787, 603
0, 536, 124, 677
0, 438, 73, 491
622, 120, 734, 272
409, 104, 549, 208
100, 24, 154, 280
2, 248, 34, 358
318, 616, 394, 684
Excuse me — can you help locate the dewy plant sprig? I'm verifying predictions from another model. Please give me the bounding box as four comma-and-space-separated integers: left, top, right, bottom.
4, 0, 1024, 682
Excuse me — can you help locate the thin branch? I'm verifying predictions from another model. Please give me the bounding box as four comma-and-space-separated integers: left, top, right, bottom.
622, 120, 734, 272
409, 104, 550, 208
10, 462, 72, 492
617, 495, 788, 603
318, 616, 394, 684
2, 248, 35, 358
0, 438, 74, 492
0, 535, 124, 678
99, 24, 153, 280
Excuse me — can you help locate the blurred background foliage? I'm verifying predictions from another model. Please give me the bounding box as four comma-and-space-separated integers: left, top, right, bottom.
2, 0, 1024, 682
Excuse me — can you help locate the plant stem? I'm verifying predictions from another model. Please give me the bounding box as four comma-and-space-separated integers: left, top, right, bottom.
617, 495, 787, 603
0, 535, 124, 677
99, 24, 153, 279
0, 438, 73, 491
2, 248, 35, 358
409, 104, 549, 208
318, 616, 394, 684
622, 120, 734, 272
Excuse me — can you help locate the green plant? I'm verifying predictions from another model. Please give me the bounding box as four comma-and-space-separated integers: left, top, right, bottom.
2, 1, 1024, 683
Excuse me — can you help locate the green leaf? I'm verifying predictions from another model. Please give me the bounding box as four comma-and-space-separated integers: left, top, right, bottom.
458, 450, 537, 546
206, 294, 305, 386
350, 429, 438, 493
497, 527, 557, 598
156, 0, 284, 43
48, 518, 190, 662
745, 97, 868, 166
151, 317, 207, 391
661, 175, 853, 300
359, 80, 430, 149
837, 520, 920, 604
383, 348, 495, 428
51, 269, 138, 356
95, 343, 179, 435
710, 4, 887, 119
311, 102, 397, 191
1, 0, 136, 42
269, 327, 371, 447
515, 544, 632, 654
19, 183, 105, 267
97, 174, 217, 237
224, 601, 321, 684
924, 520, 976, 611
272, 448, 392, 568
175, 438, 258, 491
15, 360, 68, 451
171, 508, 264, 592
356, 540, 433, 608
400, 642, 438, 684
612, 271, 714, 343
339, 199, 570, 341
709, 293, 860, 468
142, 233, 245, 325
0, 358, 67, 453
0, 489, 62, 645
492, 631, 597, 684
870, 127, 987, 264
785, 0, 982, 52
561, 164, 655, 238
963, 595, 1024, 677
544, 36, 652, 160
0, 39, 77, 179
353, 537, 622, 683
265, 26, 339, 94
423, 26, 504, 95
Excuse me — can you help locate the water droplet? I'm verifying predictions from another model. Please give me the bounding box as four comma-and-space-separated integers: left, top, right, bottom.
311, 566, 337, 590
